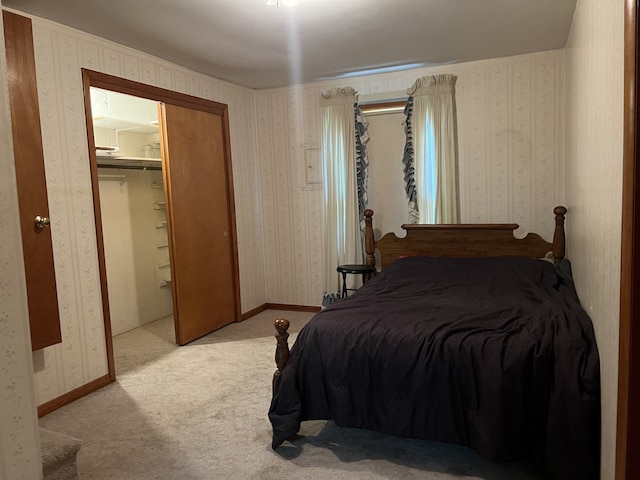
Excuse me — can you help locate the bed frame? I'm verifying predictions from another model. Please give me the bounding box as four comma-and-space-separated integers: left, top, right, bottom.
273, 206, 567, 390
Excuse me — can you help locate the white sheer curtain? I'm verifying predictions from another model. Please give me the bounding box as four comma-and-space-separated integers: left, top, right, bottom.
321, 87, 363, 305
407, 74, 460, 223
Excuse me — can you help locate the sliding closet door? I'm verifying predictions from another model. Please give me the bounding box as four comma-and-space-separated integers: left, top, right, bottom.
159, 103, 238, 344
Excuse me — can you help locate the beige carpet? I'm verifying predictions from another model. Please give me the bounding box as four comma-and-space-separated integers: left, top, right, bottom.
39, 309, 546, 479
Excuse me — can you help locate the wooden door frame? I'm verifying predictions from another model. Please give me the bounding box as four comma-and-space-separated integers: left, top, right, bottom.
618, 0, 640, 478
81, 69, 241, 381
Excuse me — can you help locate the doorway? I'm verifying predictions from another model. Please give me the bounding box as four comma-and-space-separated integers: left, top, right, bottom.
82, 70, 242, 381
91, 88, 174, 346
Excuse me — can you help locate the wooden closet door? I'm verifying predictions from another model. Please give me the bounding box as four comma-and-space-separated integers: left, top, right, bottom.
159, 103, 238, 344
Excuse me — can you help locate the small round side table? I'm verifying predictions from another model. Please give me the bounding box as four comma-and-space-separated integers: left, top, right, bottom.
336, 264, 376, 298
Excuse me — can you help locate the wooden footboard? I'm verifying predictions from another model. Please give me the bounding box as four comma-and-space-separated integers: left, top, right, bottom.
272, 318, 291, 393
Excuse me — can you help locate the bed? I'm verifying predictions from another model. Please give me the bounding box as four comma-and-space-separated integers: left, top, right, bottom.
268, 206, 600, 480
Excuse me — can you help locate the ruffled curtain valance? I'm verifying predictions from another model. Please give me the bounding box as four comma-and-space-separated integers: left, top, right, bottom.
406, 73, 457, 96
320, 86, 358, 106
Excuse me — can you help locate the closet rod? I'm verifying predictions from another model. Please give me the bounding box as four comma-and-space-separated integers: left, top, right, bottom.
97, 164, 162, 172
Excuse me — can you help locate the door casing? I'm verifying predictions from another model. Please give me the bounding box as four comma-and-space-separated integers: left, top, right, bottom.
618, 1, 640, 478
81, 69, 241, 379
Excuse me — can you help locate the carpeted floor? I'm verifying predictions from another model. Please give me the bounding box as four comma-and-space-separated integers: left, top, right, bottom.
39, 309, 546, 479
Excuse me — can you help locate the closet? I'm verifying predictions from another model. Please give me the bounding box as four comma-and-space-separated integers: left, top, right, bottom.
83, 71, 241, 376
91, 88, 173, 336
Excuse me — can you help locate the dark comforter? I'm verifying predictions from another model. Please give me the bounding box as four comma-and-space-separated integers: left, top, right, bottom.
269, 256, 600, 480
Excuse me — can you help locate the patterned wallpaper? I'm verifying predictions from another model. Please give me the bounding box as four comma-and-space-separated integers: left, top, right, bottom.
27, 15, 266, 406
256, 49, 566, 306
14, 8, 567, 422
2, 5, 623, 478
0, 5, 42, 478
565, 0, 624, 477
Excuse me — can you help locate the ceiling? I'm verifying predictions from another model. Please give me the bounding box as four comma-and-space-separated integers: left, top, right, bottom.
4, 0, 577, 90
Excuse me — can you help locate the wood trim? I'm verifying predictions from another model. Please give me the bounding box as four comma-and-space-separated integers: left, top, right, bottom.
241, 304, 321, 321
241, 304, 268, 320
617, 0, 640, 478
81, 70, 116, 381
82, 69, 227, 115
265, 303, 322, 313
37, 374, 112, 418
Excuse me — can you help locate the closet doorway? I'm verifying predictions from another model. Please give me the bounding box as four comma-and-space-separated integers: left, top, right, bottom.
82, 70, 241, 380
91, 88, 173, 342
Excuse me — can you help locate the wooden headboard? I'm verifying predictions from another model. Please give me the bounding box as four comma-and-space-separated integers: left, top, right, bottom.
364, 206, 567, 270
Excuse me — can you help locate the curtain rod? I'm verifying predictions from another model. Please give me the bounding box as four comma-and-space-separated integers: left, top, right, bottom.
360, 100, 406, 115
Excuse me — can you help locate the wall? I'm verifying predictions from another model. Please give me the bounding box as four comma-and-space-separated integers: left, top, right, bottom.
0, 4, 42, 478
564, 0, 624, 478
98, 168, 173, 336
22, 13, 266, 406
256, 50, 565, 306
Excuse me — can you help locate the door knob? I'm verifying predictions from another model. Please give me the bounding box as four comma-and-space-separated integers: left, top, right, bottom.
34, 215, 50, 230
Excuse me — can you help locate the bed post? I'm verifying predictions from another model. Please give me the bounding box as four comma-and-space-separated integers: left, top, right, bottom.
552, 206, 567, 263
364, 209, 375, 268
273, 318, 290, 393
